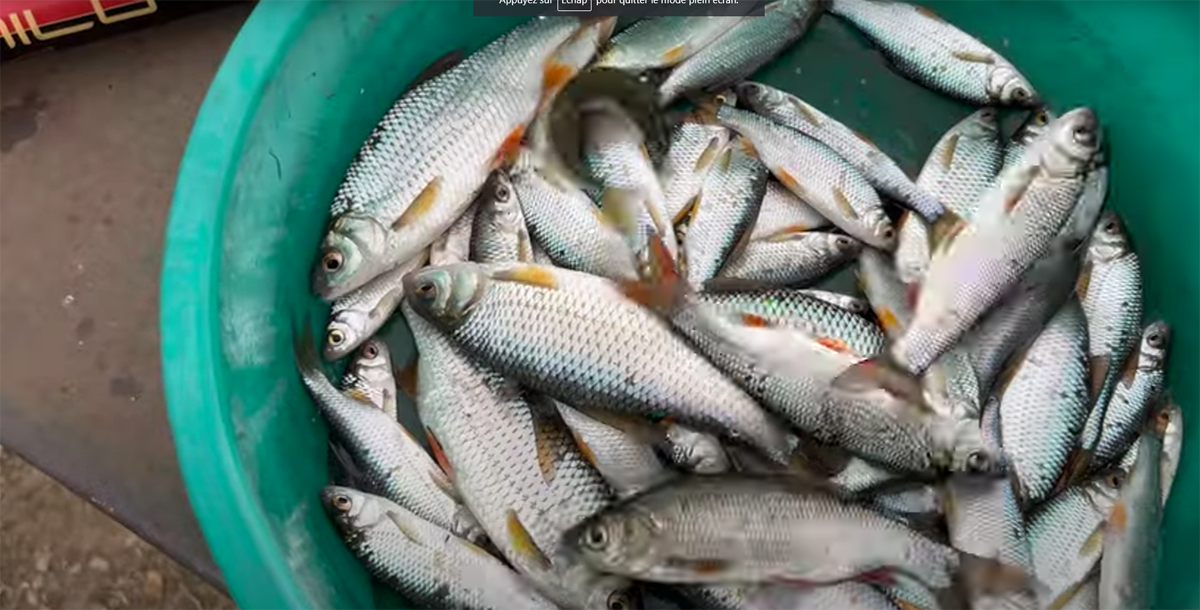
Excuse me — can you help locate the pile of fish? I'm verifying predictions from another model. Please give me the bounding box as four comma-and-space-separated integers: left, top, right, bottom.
295, 3, 1180, 609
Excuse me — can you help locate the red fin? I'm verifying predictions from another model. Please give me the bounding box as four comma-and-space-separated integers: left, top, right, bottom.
396, 361, 419, 400
904, 282, 921, 311
740, 313, 772, 327
494, 124, 527, 168
542, 60, 576, 100
817, 337, 852, 354
621, 234, 684, 316
1107, 500, 1128, 532
856, 568, 897, 587
1088, 355, 1110, 403
425, 430, 455, 481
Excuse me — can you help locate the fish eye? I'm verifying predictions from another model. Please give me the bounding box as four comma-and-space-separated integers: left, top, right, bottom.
714, 94, 728, 106
1103, 218, 1118, 233
607, 591, 632, 610
1147, 331, 1165, 348
415, 281, 436, 296
363, 342, 379, 359
495, 184, 510, 201
836, 236, 855, 248
880, 228, 895, 241
1105, 472, 1125, 488
979, 108, 997, 121
333, 493, 353, 512
1011, 87, 1029, 101
327, 329, 346, 346
1034, 110, 1049, 125
1157, 409, 1172, 424
582, 523, 608, 550
323, 251, 344, 272
966, 451, 991, 473
1072, 125, 1095, 146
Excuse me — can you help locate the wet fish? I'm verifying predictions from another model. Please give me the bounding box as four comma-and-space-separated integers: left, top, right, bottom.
1092, 322, 1170, 469
896, 108, 1002, 285
748, 181, 832, 241
404, 303, 636, 610
1026, 470, 1124, 609
1099, 403, 1167, 610
658, 0, 827, 106
321, 486, 558, 610
922, 347, 982, 420
662, 424, 732, 474
1076, 212, 1144, 460
295, 330, 483, 542
404, 263, 796, 463
339, 338, 399, 420
737, 81, 945, 221
555, 402, 674, 498
696, 289, 886, 357
718, 105, 896, 249
1118, 399, 1182, 508
828, 0, 1038, 106
324, 250, 428, 360
1002, 108, 1056, 172
681, 141, 768, 287
582, 98, 680, 260
661, 111, 732, 223
471, 170, 535, 264
943, 474, 1036, 610
313, 17, 609, 300
856, 247, 911, 341
996, 299, 1091, 507
511, 150, 637, 281
796, 289, 871, 316
594, 16, 748, 72
430, 202, 477, 266
843, 108, 1100, 389
713, 231, 863, 290
570, 475, 1030, 594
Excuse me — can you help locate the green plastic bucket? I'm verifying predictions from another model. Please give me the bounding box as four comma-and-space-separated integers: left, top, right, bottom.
161, 1, 1199, 608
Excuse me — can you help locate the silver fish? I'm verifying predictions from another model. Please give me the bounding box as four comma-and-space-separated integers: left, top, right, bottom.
661, 111, 732, 223
511, 150, 637, 281
1058, 575, 1099, 610
321, 486, 558, 610
1098, 403, 1167, 610
471, 170, 535, 264
796, 289, 871, 316
1076, 212, 1144, 459
313, 17, 609, 300
714, 231, 863, 290
405, 303, 636, 610
404, 263, 796, 463
658, 0, 826, 106
1002, 108, 1056, 172
1026, 470, 1124, 609
1117, 400, 1182, 508
430, 202, 477, 266
555, 402, 673, 498
748, 180, 832, 241
857, 108, 1100, 383
680, 582, 899, 610
594, 16, 747, 72
828, 0, 1038, 106
856, 247, 912, 342
996, 299, 1090, 507
737, 81, 945, 221
943, 475, 1036, 610
896, 108, 1003, 285
696, 289, 886, 357
662, 424, 731, 474
324, 250, 428, 360
582, 97, 679, 260
1092, 322, 1170, 469
681, 141, 768, 288
339, 338, 399, 420
718, 105, 896, 249
295, 332, 483, 542
922, 347, 982, 421
571, 475, 1030, 593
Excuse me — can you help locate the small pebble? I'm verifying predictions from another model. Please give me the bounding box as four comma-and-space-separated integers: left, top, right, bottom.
88, 557, 111, 572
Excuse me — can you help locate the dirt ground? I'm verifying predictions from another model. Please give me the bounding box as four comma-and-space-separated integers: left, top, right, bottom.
0, 448, 235, 610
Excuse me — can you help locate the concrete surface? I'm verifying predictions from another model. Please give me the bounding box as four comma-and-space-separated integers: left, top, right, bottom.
1, 2, 256, 599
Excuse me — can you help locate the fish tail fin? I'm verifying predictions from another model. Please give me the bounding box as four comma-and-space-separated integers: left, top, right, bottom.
831, 356, 931, 414
928, 208, 967, 253
1054, 447, 1094, 494
395, 359, 420, 401
621, 233, 688, 317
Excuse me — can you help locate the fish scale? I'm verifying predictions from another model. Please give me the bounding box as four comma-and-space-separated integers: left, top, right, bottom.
716, 231, 863, 289
661, 115, 732, 223
682, 142, 768, 288
322, 487, 558, 610
738, 81, 945, 221
339, 339, 399, 420
997, 299, 1091, 507
828, 0, 1038, 106
595, 16, 746, 72
572, 476, 964, 590
1092, 322, 1170, 469
314, 17, 603, 300
750, 181, 831, 241
658, 0, 826, 106
856, 247, 912, 341
718, 106, 895, 249
1026, 473, 1122, 609
943, 475, 1036, 610
404, 303, 631, 610
1076, 212, 1144, 457
696, 289, 886, 357
555, 402, 673, 498
471, 170, 535, 264
404, 263, 795, 463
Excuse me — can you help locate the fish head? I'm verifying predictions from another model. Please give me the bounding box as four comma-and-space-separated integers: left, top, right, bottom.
559, 563, 643, 610
575, 508, 663, 576
348, 338, 393, 379
478, 170, 526, 233
986, 63, 1039, 107
1039, 107, 1102, 178
312, 215, 391, 300
735, 81, 788, 114
1010, 107, 1056, 147
403, 263, 489, 328
323, 308, 369, 360
828, 230, 870, 260
1086, 211, 1132, 263
1085, 468, 1127, 509
321, 486, 386, 533
957, 107, 1001, 139
1137, 320, 1171, 372
947, 418, 1008, 477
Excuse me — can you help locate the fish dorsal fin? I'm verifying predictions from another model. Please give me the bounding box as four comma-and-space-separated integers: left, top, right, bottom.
491, 264, 559, 289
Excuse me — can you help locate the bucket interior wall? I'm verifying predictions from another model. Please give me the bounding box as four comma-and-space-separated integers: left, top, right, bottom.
160, 2, 1199, 608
